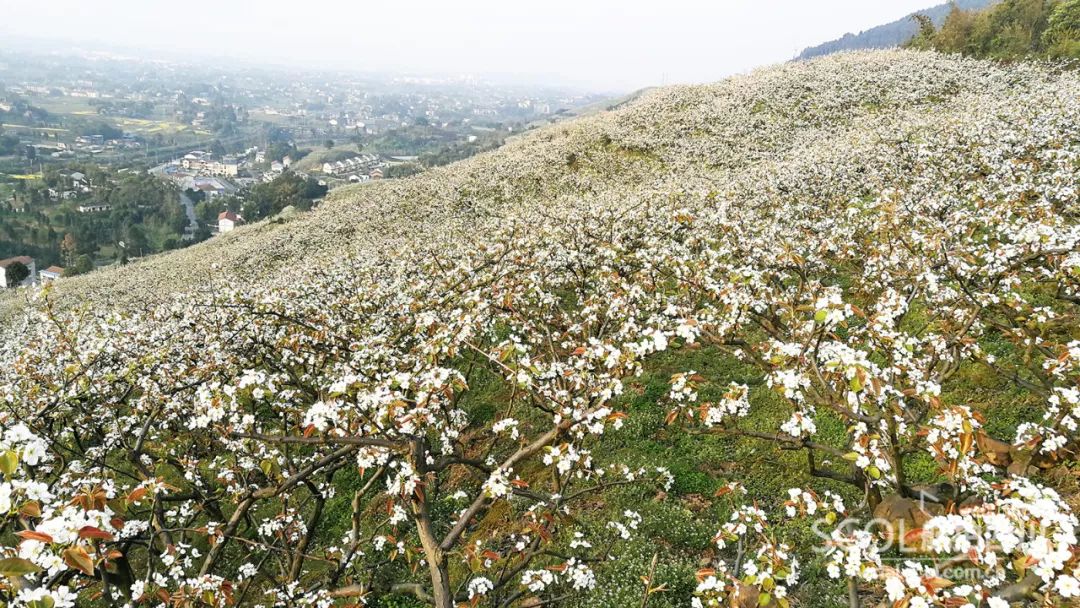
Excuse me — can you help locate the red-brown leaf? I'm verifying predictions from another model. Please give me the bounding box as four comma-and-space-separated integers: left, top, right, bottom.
16, 530, 54, 543
79, 526, 115, 541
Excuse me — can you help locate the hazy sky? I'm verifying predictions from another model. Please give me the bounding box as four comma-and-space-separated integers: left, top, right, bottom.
1, 1, 935, 91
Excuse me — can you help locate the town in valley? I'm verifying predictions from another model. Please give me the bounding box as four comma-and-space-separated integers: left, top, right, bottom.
0, 43, 605, 285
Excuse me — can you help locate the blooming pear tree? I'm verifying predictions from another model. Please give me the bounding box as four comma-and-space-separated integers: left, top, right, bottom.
653, 69, 1080, 606
0, 217, 684, 608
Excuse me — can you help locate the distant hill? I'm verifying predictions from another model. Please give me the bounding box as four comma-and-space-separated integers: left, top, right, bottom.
797, 0, 998, 59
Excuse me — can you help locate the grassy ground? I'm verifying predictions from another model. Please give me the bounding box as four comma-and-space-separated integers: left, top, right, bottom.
560, 348, 858, 607
28, 96, 98, 115
111, 116, 193, 135
0, 123, 70, 135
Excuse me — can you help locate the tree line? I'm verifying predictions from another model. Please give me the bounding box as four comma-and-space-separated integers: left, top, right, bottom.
908, 0, 1080, 59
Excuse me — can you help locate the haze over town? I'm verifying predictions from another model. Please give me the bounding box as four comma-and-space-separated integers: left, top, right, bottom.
3, 0, 937, 91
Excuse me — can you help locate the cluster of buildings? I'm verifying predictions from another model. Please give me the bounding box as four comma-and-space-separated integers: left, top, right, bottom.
321, 154, 387, 182
77, 203, 112, 213
267, 157, 291, 176
159, 148, 292, 190
181, 175, 237, 199
23, 134, 142, 160
49, 171, 94, 203
180, 151, 240, 177
0, 256, 63, 288
71, 133, 142, 154
158, 150, 245, 198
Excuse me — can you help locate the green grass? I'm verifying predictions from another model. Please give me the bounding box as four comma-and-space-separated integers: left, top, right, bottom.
484, 346, 864, 607
419, 336, 1048, 606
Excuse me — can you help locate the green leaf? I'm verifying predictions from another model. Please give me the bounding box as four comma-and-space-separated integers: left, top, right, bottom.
842, 452, 859, 461
259, 459, 277, 478
0, 557, 43, 578
758, 592, 772, 607
814, 309, 828, 323
849, 375, 863, 392
867, 465, 881, 480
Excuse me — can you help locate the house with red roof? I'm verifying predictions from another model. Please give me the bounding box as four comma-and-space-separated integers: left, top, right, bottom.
218, 211, 243, 233
0, 256, 37, 288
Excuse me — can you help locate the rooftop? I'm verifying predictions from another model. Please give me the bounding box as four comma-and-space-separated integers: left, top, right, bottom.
0, 256, 34, 268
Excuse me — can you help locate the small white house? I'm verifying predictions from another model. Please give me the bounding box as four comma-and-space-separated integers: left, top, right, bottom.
39, 265, 64, 283
0, 256, 37, 288
78, 204, 112, 213
218, 211, 243, 233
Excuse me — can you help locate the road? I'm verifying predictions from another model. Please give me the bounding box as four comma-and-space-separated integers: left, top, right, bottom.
152, 163, 199, 239
178, 191, 198, 238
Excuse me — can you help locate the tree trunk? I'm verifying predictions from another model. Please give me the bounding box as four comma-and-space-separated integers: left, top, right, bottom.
426, 554, 453, 608
866, 479, 882, 511
412, 440, 453, 608
416, 505, 453, 608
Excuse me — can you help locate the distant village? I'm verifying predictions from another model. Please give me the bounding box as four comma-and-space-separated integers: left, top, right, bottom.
320, 154, 387, 182
0, 45, 606, 285
157, 147, 390, 193
0, 140, 398, 285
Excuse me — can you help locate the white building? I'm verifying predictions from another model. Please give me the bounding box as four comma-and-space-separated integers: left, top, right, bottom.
208, 161, 239, 177
321, 154, 383, 176
39, 265, 64, 283
78, 204, 112, 213
0, 256, 37, 288
218, 211, 243, 233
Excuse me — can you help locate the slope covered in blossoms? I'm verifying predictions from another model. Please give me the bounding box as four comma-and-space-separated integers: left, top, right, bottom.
2, 50, 1072, 321
1, 50, 1079, 608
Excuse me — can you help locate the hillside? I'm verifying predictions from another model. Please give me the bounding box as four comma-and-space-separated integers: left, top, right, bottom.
797, 0, 997, 59
1, 51, 1078, 608
0, 47, 1058, 323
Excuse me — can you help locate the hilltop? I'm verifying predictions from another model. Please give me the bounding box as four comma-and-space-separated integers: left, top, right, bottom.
797, 0, 997, 59
0, 51, 1078, 608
